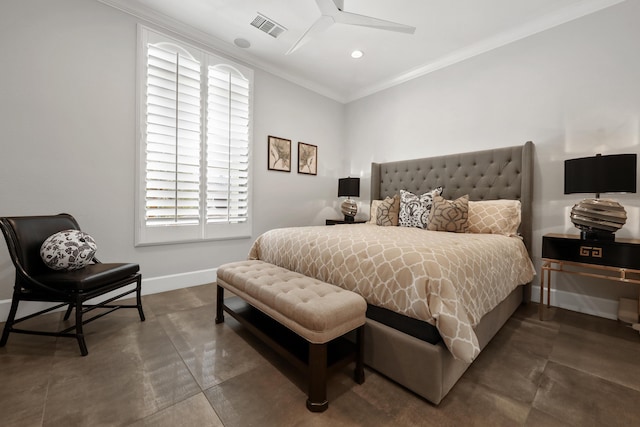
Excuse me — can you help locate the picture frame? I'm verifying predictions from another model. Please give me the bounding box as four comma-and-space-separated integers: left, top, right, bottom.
267, 136, 291, 172
297, 142, 317, 175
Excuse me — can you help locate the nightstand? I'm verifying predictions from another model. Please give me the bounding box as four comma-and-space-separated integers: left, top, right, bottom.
325, 219, 367, 225
540, 233, 640, 331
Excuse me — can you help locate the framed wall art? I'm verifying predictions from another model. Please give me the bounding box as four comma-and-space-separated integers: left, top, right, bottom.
267, 135, 291, 172
298, 142, 317, 175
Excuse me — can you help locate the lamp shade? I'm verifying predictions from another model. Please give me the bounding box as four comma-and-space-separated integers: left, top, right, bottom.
338, 177, 360, 197
564, 153, 637, 195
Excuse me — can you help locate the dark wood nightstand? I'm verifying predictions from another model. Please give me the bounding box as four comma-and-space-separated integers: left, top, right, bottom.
540, 233, 640, 330
325, 219, 366, 225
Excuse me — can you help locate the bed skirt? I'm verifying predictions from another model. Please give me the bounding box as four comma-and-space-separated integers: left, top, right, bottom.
362, 286, 523, 404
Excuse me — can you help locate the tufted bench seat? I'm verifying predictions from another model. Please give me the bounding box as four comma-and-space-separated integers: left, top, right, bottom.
215, 260, 366, 412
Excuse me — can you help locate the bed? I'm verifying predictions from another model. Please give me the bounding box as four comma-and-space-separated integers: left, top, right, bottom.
249, 141, 534, 404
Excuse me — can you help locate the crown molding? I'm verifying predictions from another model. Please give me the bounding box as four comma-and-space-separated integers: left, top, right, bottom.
98, 0, 626, 105
345, 0, 628, 102
97, 0, 346, 102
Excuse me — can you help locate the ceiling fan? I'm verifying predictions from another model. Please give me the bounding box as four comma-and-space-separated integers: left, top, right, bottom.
286, 0, 416, 55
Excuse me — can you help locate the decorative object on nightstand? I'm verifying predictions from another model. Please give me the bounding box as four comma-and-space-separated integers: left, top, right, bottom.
564, 153, 636, 241
338, 177, 360, 222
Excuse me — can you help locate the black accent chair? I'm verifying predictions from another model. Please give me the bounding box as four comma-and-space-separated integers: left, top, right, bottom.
0, 214, 145, 356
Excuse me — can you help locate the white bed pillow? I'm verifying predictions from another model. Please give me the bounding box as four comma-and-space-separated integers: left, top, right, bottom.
399, 187, 442, 229
467, 199, 521, 236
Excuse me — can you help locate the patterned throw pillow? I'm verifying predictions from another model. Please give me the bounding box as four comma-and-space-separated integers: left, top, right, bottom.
399, 187, 443, 229
367, 199, 383, 224
427, 195, 469, 233
40, 229, 97, 271
376, 195, 400, 226
468, 200, 521, 235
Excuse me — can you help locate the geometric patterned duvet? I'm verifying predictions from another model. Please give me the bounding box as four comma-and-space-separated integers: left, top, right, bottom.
248, 224, 534, 363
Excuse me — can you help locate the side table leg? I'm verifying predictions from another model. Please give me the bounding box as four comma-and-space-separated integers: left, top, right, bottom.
539, 266, 545, 320
539, 263, 553, 321
547, 268, 552, 309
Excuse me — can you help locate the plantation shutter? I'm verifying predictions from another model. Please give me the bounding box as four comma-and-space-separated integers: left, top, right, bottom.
206, 66, 250, 223
145, 44, 202, 226
137, 27, 253, 245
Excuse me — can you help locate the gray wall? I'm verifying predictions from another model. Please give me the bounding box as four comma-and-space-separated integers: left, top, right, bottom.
345, 0, 640, 318
0, 0, 346, 307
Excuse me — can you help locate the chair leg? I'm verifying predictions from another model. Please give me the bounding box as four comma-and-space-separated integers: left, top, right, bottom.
63, 303, 74, 321
135, 275, 145, 322
0, 292, 20, 347
75, 296, 88, 356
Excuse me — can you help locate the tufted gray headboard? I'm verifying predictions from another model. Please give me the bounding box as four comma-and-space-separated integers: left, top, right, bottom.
370, 141, 534, 254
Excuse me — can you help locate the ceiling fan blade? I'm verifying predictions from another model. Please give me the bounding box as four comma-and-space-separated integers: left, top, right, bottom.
334, 10, 415, 34
315, 0, 339, 16
286, 15, 335, 55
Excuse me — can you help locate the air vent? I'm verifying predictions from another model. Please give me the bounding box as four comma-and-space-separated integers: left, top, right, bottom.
250, 13, 286, 38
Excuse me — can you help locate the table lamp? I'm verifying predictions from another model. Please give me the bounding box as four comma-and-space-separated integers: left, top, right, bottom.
564, 153, 637, 241
338, 177, 360, 222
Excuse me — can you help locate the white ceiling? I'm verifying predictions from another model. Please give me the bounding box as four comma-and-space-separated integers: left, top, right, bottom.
100, 0, 625, 103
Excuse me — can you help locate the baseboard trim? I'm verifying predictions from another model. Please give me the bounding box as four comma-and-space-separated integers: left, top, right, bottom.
0, 267, 217, 323
531, 285, 618, 320
141, 267, 217, 295
1, 274, 617, 323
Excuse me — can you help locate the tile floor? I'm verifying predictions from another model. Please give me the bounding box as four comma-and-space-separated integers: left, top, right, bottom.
1, 284, 639, 426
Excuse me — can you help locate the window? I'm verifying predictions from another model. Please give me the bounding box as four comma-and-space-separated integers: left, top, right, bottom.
136, 27, 253, 245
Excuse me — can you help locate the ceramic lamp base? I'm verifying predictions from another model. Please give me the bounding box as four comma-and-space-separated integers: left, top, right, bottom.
341, 198, 357, 222
570, 198, 626, 239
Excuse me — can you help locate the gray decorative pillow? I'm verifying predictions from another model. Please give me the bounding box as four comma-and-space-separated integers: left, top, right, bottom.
427, 195, 469, 233
40, 230, 97, 271
399, 187, 443, 229
376, 195, 400, 226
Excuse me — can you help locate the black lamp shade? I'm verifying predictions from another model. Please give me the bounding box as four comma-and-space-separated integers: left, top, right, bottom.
338, 177, 360, 197
564, 153, 637, 195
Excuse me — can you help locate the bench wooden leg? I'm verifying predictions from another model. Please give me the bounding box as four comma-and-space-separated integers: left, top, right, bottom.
354, 325, 365, 384
215, 285, 225, 324
306, 342, 328, 412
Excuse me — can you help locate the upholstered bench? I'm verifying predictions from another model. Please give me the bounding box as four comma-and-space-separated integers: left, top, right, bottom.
215, 260, 367, 412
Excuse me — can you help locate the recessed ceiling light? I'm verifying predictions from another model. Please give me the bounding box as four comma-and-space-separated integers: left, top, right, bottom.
351, 50, 364, 59
234, 38, 251, 49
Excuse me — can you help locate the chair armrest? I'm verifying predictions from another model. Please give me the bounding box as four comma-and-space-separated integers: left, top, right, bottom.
15, 268, 69, 296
